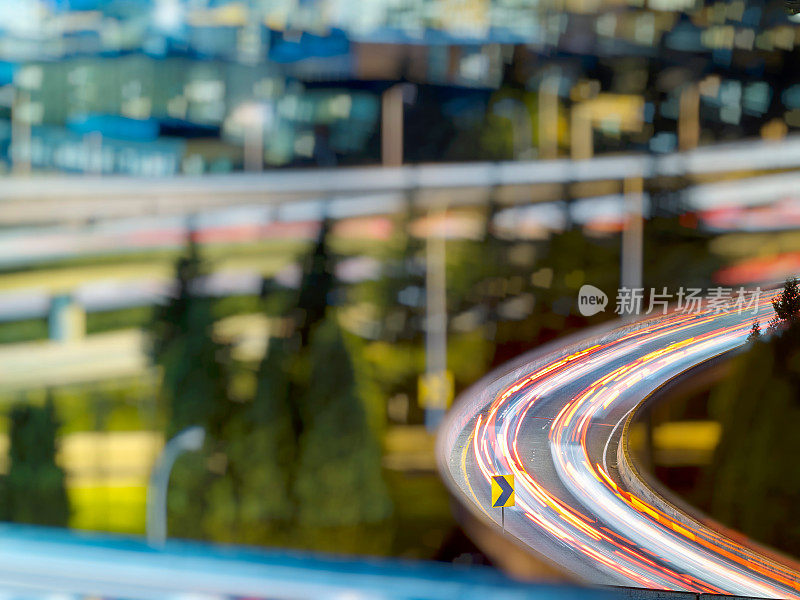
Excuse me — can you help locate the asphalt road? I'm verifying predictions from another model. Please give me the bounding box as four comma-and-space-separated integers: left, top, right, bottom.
438, 289, 800, 597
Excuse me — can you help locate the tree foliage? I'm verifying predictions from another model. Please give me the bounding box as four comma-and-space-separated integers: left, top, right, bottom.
706, 314, 800, 555
0, 392, 69, 526
772, 276, 800, 323
356, 210, 424, 342
296, 219, 335, 346
153, 239, 233, 537
294, 318, 392, 529
226, 334, 299, 541
157, 226, 392, 551
151, 238, 232, 438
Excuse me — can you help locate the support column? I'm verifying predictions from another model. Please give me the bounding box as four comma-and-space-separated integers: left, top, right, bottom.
48, 294, 86, 342
11, 89, 32, 175
381, 85, 404, 167
424, 208, 448, 431
538, 75, 560, 160
621, 177, 644, 305
678, 84, 700, 152
244, 112, 264, 172
570, 103, 593, 161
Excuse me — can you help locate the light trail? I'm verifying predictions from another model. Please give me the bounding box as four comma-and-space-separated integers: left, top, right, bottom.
439, 289, 800, 596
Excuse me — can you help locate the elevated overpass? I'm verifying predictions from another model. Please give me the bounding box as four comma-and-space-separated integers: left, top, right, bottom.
1, 133, 800, 332
437, 288, 800, 597
2, 133, 800, 227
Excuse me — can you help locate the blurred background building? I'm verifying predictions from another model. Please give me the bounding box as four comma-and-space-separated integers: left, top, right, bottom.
0, 0, 796, 175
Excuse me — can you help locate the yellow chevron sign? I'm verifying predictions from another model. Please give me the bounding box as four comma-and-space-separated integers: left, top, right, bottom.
491, 474, 514, 508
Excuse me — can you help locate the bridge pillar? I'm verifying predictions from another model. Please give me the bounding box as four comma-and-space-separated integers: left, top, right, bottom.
621, 176, 644, 311
48, 294, 86, 342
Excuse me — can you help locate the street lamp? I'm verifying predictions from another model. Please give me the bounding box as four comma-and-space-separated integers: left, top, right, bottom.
146, 425, 205, 548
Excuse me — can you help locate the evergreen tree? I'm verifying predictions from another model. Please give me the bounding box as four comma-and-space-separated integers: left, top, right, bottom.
747, 321, 761, 341
1, 392, 69, 526
706, 318, 800, 555
162, 221, 392, 551
359, 210, 425, 342
772, 276, 800, 322
151, 237, 231, 438
153, 238, 232, 539
227, 333, 299, 542
293, 315, 392, 538
151, 237, 204, 361
296, 219, 335, 346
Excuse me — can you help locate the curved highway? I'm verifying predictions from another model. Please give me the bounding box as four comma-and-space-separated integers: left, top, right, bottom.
438, 288, 800, 597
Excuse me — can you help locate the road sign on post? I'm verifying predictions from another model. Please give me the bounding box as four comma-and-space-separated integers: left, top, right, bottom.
491, 474, 515, 508
491, 474, 515, 533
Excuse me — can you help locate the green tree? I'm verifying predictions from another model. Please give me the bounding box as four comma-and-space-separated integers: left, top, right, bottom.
225, 333, 300, 543
151, 238, 231, 438
706, 319, 800, 555
356, 210, 424, 342
296, 219, 335, 346
293, 315, 392, 549
163, 223, 393, 551
150, 237, 204, 362
153, 239, 233, 539
772, 276, 800, 323
0, 392, 69, 526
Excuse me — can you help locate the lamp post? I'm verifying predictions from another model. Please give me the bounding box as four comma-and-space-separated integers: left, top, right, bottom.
146, 426, 205, 548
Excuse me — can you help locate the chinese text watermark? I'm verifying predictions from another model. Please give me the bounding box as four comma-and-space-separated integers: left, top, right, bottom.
577, 286, 762, 317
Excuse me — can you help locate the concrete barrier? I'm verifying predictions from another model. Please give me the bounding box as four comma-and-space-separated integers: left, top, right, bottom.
611, 586, 696, 600
615, 352, 739, 530
608, 587, 768, 600
698, 595, 767, 600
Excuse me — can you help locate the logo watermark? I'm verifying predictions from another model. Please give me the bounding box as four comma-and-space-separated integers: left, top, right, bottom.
576, 286, 762, 317
578, 285, 609, 316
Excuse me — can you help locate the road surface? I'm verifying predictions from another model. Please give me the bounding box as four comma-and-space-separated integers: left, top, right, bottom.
438, 288, 800, 597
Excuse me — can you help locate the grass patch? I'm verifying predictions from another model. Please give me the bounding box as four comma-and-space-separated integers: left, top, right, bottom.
0, 318, 49, 344
86, 306, 153, 335
0, 377, 160, 436
385, 469, 456, 559
51, 378, 159, 435
68, 485, 147, 534
0, 238, 311, 276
